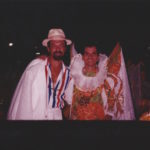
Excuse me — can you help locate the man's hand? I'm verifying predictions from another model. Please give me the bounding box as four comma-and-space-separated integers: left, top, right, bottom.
105, 114, 112, 120
37, 55, 48, 60
62, 101, 71, 120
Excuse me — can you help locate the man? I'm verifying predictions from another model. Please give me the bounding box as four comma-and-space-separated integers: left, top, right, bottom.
64, 42, 135, 120
7, 28, 72, 120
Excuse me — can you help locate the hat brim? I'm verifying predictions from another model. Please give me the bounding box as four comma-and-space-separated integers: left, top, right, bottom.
42, 38, 72, 47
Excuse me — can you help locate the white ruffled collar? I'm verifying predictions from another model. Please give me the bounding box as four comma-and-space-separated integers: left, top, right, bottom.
70, 53, 108, 91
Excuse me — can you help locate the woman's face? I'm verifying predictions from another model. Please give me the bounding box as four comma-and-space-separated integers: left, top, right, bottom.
82, 46, 99, 67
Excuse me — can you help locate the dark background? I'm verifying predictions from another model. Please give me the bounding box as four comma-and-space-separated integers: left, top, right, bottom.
1, 0, 150, 63
0, 0, 150, 117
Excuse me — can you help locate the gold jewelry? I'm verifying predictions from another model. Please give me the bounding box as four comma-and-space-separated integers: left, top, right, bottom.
82, 66, 99, 77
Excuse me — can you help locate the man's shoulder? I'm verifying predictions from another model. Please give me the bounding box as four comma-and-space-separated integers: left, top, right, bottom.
26, 58, 47, 71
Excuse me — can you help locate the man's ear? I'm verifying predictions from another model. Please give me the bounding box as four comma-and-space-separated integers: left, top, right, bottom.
82, 55, 84, 61
47, 47, 50, 52
96, 55, 100, 64
64, 47, 67, 53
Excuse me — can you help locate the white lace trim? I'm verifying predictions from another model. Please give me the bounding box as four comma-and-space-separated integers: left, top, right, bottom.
70, 54, 108, 91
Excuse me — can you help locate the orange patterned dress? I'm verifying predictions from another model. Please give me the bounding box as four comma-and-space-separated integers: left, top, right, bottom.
65, 43, 135, 120
70, 85, 105, 120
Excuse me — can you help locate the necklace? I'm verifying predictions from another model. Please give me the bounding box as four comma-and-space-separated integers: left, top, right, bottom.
82, 66, 99, 77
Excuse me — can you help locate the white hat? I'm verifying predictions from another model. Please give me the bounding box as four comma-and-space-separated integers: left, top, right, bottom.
42, 28, 72, 47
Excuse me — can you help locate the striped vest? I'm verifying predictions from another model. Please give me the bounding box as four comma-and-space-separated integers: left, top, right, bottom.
45, 62, 70, 109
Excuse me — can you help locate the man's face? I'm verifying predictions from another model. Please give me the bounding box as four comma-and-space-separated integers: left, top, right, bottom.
48, 40, 66, 60
82, 46, 99, 67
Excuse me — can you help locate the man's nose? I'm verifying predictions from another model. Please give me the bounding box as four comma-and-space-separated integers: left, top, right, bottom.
87, 55, 93, 58
55, 48, 62, 51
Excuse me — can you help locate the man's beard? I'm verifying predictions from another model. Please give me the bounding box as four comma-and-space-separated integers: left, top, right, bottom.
53, 51, 64, 60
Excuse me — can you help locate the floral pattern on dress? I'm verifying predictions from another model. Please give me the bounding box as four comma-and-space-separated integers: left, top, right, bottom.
107, 42, 121, 75
71, 86, 105, 120
106, 43, 124, 116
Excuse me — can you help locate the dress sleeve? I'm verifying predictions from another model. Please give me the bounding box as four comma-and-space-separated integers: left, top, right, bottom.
102, 73, 124, 120
102, 43, 135, 120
